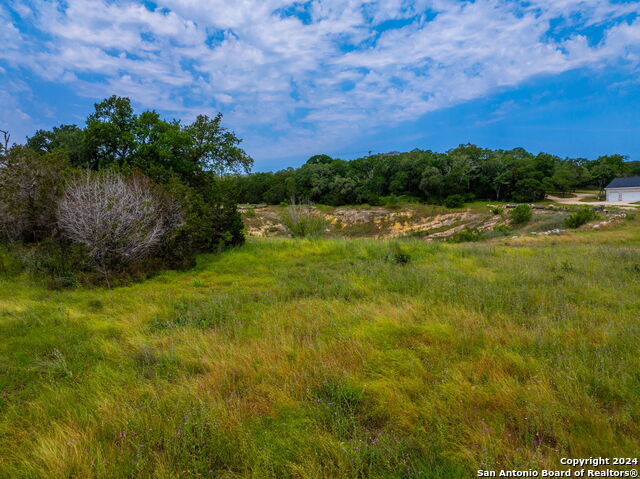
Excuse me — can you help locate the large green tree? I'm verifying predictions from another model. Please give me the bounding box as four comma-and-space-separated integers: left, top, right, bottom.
590, 154, 626, 194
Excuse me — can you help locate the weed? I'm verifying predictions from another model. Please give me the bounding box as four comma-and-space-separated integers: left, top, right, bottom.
36, 349, 73, 378
560, 260, 575, 273
0, 245, 22, 277
282, 203, 328, 238
510, 204, 532, 224
311, 378, 365, 439
493, 225, 512, 235
385, 243, 411, 265
444, 194, 465, 208
242, 208, 257, 219
448, 227, 484, 243
628, 263, 640, 274
87, 299, 104, 312
565, 207, 598, 228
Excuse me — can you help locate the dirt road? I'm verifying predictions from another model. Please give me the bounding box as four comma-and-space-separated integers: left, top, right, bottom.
547, 193, 636, 207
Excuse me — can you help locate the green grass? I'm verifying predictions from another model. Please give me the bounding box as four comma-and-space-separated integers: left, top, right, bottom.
1, 224, 640, 478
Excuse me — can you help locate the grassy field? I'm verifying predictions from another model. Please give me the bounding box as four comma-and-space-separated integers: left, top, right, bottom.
1, 222, 640, 478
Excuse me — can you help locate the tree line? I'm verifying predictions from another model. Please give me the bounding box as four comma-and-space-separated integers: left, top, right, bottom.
229, 146, 638, 207
0, 96, 251, 285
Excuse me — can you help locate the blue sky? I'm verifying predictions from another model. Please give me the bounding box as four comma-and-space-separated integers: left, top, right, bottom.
1, 0, 639, 171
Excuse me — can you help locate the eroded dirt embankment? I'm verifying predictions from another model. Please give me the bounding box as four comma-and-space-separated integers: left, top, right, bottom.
241, 204, 509, 239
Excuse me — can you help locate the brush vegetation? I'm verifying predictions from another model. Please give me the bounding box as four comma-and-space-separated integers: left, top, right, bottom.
0, 96, 251, 285
564, 207, 599, 229
229, 147, 638, 206
1, 221, 640, 478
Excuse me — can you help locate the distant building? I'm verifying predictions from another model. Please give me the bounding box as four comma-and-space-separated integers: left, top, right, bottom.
605, 177, 640, 202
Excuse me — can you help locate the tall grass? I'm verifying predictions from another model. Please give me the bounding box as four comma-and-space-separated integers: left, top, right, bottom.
281, 203, 329, 238
1, 222, 640, 477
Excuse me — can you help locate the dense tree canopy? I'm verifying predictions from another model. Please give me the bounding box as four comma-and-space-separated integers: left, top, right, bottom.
27, 96, 252, 180
230, 145, 636, 206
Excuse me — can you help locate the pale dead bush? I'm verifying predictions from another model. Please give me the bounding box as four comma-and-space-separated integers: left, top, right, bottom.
57, 171, 183, 279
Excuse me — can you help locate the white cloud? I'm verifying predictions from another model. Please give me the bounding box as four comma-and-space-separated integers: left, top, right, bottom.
1, 0, 639, 161
0, 79, 38, 144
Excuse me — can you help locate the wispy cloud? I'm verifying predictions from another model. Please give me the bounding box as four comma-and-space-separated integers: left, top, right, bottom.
1, 0, 639, 161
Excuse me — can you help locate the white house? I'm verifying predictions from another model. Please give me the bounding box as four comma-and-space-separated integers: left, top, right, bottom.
605, 177, 640, 203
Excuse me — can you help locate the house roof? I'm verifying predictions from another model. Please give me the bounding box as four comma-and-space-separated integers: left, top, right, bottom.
606, 176, 640, 189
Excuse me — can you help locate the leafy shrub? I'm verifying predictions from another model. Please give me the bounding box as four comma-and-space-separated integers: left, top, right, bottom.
448, 227, 484, 243
564, 207, 598, 228
13, 239, 87, 288
381, 194, 421, 206
493, 225, 512, 235
491, 207, 502, 215
282, 203, 328, 238
379, 195, 400, 208
0, 245, 22, 277
444, 194, 465, 208
156, 178, 244, 269
362, 193, 381, 206
510, 204, 532, 224
0, 147, 73, 242
512, 178, 545, 203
